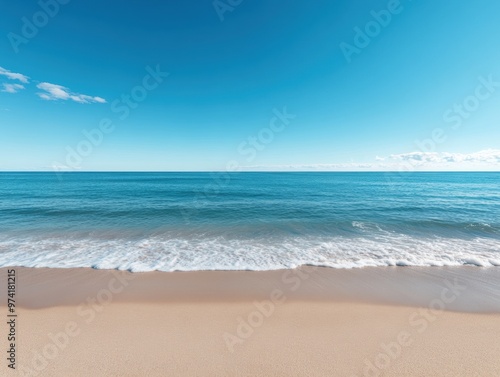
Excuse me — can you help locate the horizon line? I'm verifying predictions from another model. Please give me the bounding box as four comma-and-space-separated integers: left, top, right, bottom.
1, 170, 500, 173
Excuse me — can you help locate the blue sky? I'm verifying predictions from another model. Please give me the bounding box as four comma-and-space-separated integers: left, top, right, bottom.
1, 0, 500, 171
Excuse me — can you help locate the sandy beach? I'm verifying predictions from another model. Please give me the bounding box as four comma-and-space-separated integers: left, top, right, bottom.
1, 266, 500, 376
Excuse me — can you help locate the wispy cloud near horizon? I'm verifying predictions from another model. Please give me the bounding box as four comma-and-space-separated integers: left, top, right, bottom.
388, 150, 500, 165
241, 149, 500, 171
36, 82, 107, 104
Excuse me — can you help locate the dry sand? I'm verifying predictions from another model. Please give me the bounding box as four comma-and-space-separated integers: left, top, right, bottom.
1, 266, 500, 376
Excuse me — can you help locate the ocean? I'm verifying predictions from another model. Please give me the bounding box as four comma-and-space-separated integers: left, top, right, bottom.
0, 172, 499, 271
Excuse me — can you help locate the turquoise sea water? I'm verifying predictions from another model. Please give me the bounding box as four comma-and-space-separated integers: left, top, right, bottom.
0, 172, 499, 271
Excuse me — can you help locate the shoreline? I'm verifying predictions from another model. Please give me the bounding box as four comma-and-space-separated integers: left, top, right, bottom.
2, 265, 500, 311
2, 266, 500, 376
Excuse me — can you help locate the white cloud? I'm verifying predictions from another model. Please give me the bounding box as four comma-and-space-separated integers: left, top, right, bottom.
1, 83, 25, 93
36, 82, 106, 104
240, 150, 500, 171
389, 150, 500, 165
0, 67, 105, 104
0, 66, 29, 83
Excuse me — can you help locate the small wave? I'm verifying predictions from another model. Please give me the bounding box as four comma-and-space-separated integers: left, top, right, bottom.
352, 221, 366, 229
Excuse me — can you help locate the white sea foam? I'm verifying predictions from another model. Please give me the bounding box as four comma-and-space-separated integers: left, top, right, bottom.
0, 233, 499, 272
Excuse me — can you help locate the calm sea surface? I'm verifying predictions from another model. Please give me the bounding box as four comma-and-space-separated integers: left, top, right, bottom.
0, 172, 499, 271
